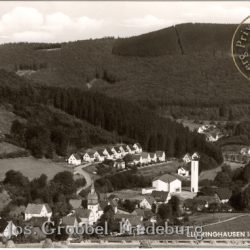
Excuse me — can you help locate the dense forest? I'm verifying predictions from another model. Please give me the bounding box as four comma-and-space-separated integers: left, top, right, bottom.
0, 23, 250, 120
0, 69, 222, 168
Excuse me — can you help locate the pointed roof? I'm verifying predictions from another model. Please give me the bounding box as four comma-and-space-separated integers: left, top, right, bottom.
141, 152, 150, 159
156, 151, 165, 157
133, 143, 142, 149
61, 215, 79, 226
153, 174, 178, 183
215, 188, 232, 200
70, 153, 81, 160
132, 154, 142, 161
25, 203, 52, 215
151, 191, 170, 202
87, 183, 98, 205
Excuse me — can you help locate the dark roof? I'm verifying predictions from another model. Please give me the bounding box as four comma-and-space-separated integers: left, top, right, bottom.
114, 146, 121, 152
72, 154, 81, 160
97, 150, 105, 157
75, 208, 92, 218
127, 144, 134, 150
0, 219, 8, 232
144, 196, 156, 205
106, 148, 113, 155
128, 216, 144, 226
215, 188, 232, 200
132, 208, 154, 220
141, 152, 149, 159
151, 191, 169, 202
194, 196, 219, 204
25, 203, 52, 215
153, 174, 178, 183
132, 154, 142, 161
69, 199, 82, 209
61, 215, 78, 226
149, 153, 156, 158
24, 217, 48, 228
134, 143, 142, 149
156, 151, 165, 157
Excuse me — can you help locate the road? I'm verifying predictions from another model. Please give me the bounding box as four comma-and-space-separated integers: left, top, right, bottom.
74, 163, 93, 195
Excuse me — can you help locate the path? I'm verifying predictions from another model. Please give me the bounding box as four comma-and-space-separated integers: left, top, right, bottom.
202, 214, 250, 228
74, 163, 93, 195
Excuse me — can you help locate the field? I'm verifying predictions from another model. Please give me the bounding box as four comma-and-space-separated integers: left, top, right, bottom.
137, 161, 180, 178
0, 142, 26, 154
199, 161, 244, 181
0, 157, 72, 181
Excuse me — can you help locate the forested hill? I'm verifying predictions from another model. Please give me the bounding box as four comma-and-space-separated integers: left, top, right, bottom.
0, 23, 249, 120
112, 23, 237, 56
0, 69, 222, 170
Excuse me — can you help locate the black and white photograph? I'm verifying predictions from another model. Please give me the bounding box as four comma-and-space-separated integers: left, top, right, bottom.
0, 0, 250, 248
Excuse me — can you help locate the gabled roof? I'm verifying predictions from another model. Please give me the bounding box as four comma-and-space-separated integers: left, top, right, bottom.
215, 188, 232, 200
149, 153, 156, 158
132, 154, 142, 161
133, 143, 142, 149
151, 191, 169, 202
62, 215, 79, 226
96, 150, 105, 157
24, 217, 48, 228
153, 174, 178, 183
75, 208, 92, 219
114, 146, 121, 153
70, 153, 81, 160
69, 199, 82, 209
127, 144, 134, 150
144, 196, 156, 205
106, 148, 113, 155
141, 152, 150, 159
25, 203, 52, 215
156, 151, 165, 157
132, 208, 154, 220
128, 216, 144, 227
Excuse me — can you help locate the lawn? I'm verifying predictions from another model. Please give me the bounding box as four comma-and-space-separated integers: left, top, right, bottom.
0, 157, 73, 181
0, 142, 26, 154
137, 161, 180, 179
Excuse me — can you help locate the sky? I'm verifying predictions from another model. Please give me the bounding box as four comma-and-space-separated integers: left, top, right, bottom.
0, 1, 250, 43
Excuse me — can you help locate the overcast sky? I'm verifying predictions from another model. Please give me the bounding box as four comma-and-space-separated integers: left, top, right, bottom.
0, 1, 250, 44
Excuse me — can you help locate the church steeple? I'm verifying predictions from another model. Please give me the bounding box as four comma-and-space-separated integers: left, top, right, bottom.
87, 182, 98, 205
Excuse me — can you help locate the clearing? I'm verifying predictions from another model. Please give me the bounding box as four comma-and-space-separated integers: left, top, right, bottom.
0, 157, 72, 181
0, 142, 26, 155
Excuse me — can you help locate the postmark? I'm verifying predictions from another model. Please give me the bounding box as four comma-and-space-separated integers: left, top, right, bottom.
232, 16, 250, 80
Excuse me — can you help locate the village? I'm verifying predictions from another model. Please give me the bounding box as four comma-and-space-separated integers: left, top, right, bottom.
0, 142, 236, 243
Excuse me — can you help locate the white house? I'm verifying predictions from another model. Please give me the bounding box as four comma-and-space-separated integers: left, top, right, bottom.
94, 150, 105, 162
152, 174, 182, 193
131, 154, 142, 165
192, 152, 200, 160
111, 146, 122, 159
149, 153, 157, 163
177, 165, 190, 177
183, 153, 192, 163
156, 151, 166, 162
25, 204, 52, 221
83, 152, 95, 163
133, 143, 143, 153
139, 196, 155, 210
141, 152, 151, 164
68, 154, 81, 165
119, 145, 128, 156
114, 159, 126, 170
104, 148, 115, 159
0, 220, 18, 239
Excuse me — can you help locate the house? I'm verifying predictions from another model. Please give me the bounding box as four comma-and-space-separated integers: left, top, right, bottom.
177, 165, 190, 177
151, 191, 171, 203
139, 196, 156, 210
182, 153, 191, 163
0, 220, 18, 239
192, 152, 200, 160
132, 208, 156, 222
69, 199, 82, 210
156, 151, 166, 162
115, 214, 145, 235
131, 154, 142, 165
119, 145, 128, 156
94, 150, 105, 162
149, 153, 157, 163
111, 146, 122, 159
215, 188, 232, 204
75, 208, 96, 226
141, 152, 151, 165
68, 153, 81, 165
133, 143, 143, 153
61, 215, 79, 231
240, 147, 250, 155
114, 159, 126, 170
82, 152, 95, 163
24, 217, 49, 240
25, 203, 52, 221
152, 174, 182, 193
127, 144, 136, 154
104, 148, 114, 159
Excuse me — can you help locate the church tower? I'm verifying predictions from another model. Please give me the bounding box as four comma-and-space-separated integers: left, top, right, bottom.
87, 183, 99, 213
191, 152, 199, 193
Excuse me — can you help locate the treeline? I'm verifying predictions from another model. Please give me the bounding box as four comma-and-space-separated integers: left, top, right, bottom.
0, 69, 223, 166
10, 104, 119, 158
14, 62, 47, 71
95, 171, 151, 193
1, 170, 86, 222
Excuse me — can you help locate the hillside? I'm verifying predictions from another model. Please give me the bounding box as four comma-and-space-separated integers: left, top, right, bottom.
0, 23, 249, 120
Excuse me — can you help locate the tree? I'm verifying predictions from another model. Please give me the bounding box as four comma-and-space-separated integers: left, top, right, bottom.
157, 204, 173, 221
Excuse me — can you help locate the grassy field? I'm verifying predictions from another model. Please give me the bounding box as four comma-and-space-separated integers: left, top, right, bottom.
0, 157, 73, 181
199, 161, 244, 181
203, 214, 250, 233
137, 161, 180, 179
0, 142, 25, 154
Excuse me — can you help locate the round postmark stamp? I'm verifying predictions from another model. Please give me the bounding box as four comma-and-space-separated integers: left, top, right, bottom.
232, 16, 250, 80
